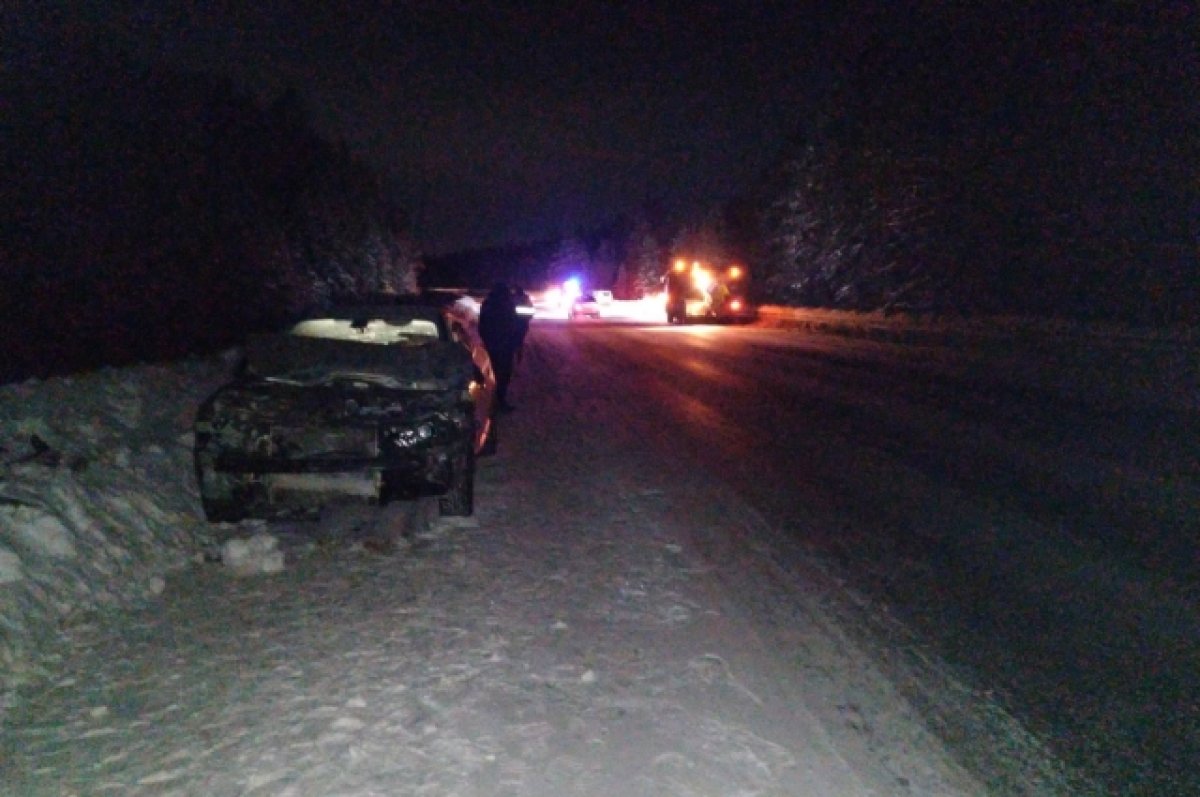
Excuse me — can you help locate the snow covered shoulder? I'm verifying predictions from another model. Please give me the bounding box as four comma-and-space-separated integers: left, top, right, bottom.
0, 356, 234, 703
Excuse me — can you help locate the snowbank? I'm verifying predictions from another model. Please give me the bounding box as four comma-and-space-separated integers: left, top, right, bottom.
755, 304, 1197, 346
755, 305, 1200, 414
0, 355, 234, 704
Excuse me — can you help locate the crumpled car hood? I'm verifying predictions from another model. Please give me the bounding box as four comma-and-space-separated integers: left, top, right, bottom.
244, 333, 474, 391
206, 379, 453, 425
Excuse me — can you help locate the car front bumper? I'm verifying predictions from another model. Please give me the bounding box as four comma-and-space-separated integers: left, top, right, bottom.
197, 412, 472, 516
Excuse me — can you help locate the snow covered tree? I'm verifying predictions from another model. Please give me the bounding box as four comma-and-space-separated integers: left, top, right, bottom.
754, 3, 1196, 322
626, 222, 664, 297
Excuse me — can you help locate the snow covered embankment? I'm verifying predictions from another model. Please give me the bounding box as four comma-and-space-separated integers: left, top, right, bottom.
756, 305, 1197, 347
0, 355, 234, 704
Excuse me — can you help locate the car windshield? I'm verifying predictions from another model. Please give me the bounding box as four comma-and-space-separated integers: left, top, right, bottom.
290, 317, 441, 346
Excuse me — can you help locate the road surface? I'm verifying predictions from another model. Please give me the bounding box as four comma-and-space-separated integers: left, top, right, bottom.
544, 317, 1198, 795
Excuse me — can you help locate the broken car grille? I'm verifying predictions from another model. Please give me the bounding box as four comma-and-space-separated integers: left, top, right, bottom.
268, 426, 378, 460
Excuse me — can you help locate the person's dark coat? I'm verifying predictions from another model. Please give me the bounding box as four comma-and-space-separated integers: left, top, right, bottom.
479, 283, 519, 407
479, 283, 517, 355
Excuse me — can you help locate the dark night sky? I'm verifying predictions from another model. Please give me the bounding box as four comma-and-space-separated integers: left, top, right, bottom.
10, 1, 842, 253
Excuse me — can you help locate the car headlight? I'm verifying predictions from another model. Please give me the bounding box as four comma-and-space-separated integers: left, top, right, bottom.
383, 422, 435, 449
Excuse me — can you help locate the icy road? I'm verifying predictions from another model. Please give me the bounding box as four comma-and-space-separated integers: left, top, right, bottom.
5, 315, 1197, 795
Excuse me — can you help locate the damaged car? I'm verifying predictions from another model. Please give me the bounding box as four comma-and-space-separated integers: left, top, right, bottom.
193, 301, 496, 522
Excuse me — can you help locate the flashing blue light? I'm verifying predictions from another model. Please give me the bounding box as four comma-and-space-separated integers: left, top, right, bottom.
563, 277, 582, 298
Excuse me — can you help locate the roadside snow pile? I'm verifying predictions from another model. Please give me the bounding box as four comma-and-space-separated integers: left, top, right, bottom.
756, 305, 1199, 413
758, 303, 1200, 348
0, 356, 234, 704
221, 528, 285, 576
757, 305, 1197, 346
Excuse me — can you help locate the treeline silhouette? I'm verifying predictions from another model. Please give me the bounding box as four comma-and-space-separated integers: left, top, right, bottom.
2, 52, 418, 384
752, 3, 1196, 324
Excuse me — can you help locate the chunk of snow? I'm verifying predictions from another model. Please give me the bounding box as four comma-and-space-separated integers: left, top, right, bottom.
222, 533, 285, 576
10, 509, 77, 560
0, 547, 25, 584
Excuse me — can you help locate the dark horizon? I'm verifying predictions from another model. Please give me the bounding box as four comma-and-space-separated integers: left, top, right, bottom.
7, 1, 839, 254
9, 3, 1194, 257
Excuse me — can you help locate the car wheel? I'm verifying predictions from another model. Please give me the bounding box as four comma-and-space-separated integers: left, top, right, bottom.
194, 447, 248, 522
439, 448, 475, 516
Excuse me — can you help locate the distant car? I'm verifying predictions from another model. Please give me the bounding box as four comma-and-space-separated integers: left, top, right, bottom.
568, 293, 602, 319
193, 299, 496, 522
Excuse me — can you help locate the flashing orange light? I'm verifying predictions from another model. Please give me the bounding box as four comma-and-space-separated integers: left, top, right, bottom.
729, 298, 743, 311
673, 259, 687, 272
728, 265, 743, 279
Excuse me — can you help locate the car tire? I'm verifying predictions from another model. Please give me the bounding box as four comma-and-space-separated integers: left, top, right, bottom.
195, 448, 248, 523
439, 448, 475, 516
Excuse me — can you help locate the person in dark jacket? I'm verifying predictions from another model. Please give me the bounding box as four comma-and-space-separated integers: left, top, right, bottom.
478, 282, 519, 411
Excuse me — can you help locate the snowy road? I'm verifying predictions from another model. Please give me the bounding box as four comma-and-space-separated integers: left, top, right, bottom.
555, 319, 1199, 796
6, 317, 1193, 795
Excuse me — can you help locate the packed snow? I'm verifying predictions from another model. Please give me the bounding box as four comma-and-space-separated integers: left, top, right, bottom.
0, 355, 235, 701
0, 309, 1088, 795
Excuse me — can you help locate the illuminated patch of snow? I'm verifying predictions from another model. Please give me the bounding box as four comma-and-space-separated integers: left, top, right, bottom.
0, 546, 24, 584
221, 531, 285, 576
10, 508, 77, 560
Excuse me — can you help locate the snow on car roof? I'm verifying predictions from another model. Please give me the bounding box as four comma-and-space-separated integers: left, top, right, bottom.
291, 317, 441, 345
290, 303, 450, 344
